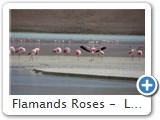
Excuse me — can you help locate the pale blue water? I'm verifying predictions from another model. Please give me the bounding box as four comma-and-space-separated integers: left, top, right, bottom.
10, 32, 142, 95
10, 67, 135, 88
10, 67, 138, 95
10, 32, 144, 41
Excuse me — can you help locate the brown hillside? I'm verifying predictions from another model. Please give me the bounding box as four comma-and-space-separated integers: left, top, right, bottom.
10, 9, 145, 35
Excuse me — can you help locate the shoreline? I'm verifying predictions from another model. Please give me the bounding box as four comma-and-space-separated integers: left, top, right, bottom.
33, 68, 138, 81
10, 31, 145, 36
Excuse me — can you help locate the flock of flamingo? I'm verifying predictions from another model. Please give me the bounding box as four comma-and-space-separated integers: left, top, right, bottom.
9, 38, 144, 61
128, 46, 144, 59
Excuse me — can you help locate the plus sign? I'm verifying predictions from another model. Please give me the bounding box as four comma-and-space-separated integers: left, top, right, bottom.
142, 80, 153, 91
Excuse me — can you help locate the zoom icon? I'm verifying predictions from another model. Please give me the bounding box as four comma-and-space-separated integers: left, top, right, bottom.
137, 75, 158, 96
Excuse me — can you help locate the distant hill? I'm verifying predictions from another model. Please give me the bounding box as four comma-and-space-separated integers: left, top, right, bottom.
10, 9, 145, 35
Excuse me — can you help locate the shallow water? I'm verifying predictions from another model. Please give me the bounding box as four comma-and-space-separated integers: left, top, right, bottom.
10, 67, 139, 95
10, 32, 145, 57
10, 32, 144, 41
10, 38, 145, 57
10, 32, 143, 95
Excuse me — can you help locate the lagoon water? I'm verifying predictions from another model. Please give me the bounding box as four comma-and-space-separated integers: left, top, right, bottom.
10, 32, 145, 57
10, 32, 143, 95
10, 32, 144, 41
10, 67, 139, 95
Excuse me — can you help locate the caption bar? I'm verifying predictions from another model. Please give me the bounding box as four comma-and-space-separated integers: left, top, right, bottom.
4, 95, 151, 115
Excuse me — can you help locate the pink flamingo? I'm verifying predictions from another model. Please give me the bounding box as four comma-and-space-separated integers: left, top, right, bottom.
52, 47, 62, 60
128, 48, 136, 57
99, 50, 105, 61
129, 46, 144, 60
80, 46, 106, 61
10, 46, 16, 55
16, 47, 27, 59
137, 46, 144, 59
75, 48, 81, 60
63, 47, 71, 55
34, 47, 40, 57
128, 46, 137, 60
137, 49, 143, 57
28, 48, 38, 61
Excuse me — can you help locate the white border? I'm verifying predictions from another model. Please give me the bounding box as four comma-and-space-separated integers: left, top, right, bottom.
3, 3, 151, 115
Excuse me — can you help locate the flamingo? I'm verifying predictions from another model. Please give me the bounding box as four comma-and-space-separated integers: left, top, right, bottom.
129, 46, 144, 60
34, 47, 40, 56
80, 46, 106, 61
137, 46, 144, 59
28, 48, 38, 61
137, 49, 143, 60
63, 47, 71, 55
10, 46, 16, 55
52, 47, 62, 60
75, 48, 81, 60
128, 48, 136, 58
99, 50, 105, 61
16, 47, 27, 59
137, 49, 143, 57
